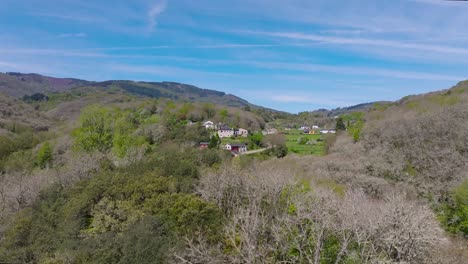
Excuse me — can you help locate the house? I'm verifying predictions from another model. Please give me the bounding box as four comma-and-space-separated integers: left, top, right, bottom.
218, 124, 234, 138
236, 128, 249, 137
203, 121, 215, 129
224, 143, 247, 153
312, 125, 319, 129
199, 142, 209, 149
303, 129, 311, 134
320, 130, 330, 134
300, 126, 310, 131
262, 128, 278, 135
329, 130, 336, 134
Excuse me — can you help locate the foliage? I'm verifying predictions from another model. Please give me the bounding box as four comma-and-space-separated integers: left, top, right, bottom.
248, 132, 264, 148
209, 134, 221, 149
335, 117, 346, 130
0, 153, 223, 263
341, 112, 364, 142
439, 179, 468, 237
36, 142, 53, 169
73, 106, 114, 153
22, 93, 48, 102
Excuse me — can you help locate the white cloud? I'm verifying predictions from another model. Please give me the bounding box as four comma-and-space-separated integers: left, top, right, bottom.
148, 0, 167, 31
57, 32, 87, 38
242, 30, 468, 56
270, 94, 360, 108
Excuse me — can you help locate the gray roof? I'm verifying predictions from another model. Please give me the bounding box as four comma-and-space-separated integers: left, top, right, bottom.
219, 124, 232, 130
228, 143, 246, 147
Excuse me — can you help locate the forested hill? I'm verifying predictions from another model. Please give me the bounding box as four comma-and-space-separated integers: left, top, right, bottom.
0, 72, 290, 120
0, 72, 90, 97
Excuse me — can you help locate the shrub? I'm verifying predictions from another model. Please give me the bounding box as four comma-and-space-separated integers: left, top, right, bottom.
439, 179, 468, 237
36, 142, 53, 169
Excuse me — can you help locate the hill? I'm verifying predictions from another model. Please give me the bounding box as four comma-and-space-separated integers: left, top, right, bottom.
0, 72, 290, 121
0, 72, 90, 97
310, 101, 390, 118
0, 77, 467, 263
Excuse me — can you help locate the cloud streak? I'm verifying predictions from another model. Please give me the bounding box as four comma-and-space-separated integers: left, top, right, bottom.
242, 30, 468, 56
148, 0, 167, 32
57, 32, 87, 38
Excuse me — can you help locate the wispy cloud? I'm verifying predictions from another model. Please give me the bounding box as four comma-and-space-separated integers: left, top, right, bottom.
269, 94, 361, 108
0, 48, 105, 58
237, 61, 466, 82
148, 0, 167, 32
57, 32, 87, 38
241, 30, 468, 56
30, 12, 104, 23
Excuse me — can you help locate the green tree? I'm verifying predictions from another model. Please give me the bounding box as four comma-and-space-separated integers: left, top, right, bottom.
208, 134, 221, 149
202, 103, 216, 119
249, 132, 264, 148
335, 117, 346, 131
219, 109, 229, 122
73, 106, 114, 153
36, 142, 53, 169
439, 179, 468, 236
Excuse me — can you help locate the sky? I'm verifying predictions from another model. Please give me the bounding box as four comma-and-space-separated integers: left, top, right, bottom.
1, 0, 468, 113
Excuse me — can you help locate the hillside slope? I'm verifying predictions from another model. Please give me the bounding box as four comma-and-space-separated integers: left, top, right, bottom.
0, 72, 90, 97
0, 72, 290, 120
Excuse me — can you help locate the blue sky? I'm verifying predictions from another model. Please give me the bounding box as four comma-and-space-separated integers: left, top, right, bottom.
1, 0, 468, 113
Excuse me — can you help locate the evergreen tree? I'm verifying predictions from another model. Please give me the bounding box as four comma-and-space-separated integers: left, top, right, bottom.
37, 142, 53, 169
209, 134, 220, 149
336, 117, 346, 131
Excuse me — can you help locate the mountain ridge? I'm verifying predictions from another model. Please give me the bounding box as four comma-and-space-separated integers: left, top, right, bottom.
0, 72, 290, 120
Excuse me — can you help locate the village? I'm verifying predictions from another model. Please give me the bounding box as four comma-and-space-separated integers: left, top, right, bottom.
199, 120, 336, 156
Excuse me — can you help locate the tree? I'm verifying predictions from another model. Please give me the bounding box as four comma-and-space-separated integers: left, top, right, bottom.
36, 142, 53, 169
202, 103, 216, 119
335, 117, 346, 131
73, 106, 113, 153
208, 134, 221, 149
439, 179, 468, 236
219, 109, 228, 122
249, 133, 264, 148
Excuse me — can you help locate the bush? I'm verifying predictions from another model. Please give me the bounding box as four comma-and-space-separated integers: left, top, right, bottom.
36, 142, 53, 169
439, 179, 468, 237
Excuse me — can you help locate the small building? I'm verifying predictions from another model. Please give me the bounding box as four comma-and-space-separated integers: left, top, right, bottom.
218, 124, 234, 138
303, 129, 311, 134
236, 128, 249, 137
262, 128, 278, 135
199, 142, 209, 149
224, 143, 247, 153
329, 130, 336, 134
312, 125, 319, 129
320, 130, 330, 134
203, 121, 215, 129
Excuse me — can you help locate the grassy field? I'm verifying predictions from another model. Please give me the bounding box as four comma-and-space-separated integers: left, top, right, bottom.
283, 130, 325, 155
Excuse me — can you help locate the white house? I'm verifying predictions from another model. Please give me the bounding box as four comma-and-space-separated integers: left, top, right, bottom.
236, 128, 249, 137
224, 143, 247, 153
203, 121, 215, 129
320, 130, 329, 134
218, 125, 234, 138
312, 125, 319, 129
262, 128, 278, 135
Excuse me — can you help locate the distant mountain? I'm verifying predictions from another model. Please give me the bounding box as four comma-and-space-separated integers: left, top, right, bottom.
0, 72, 90, 97
90, 80, 252, 108
310, 102, 390, 117
0, 72, 290, 121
